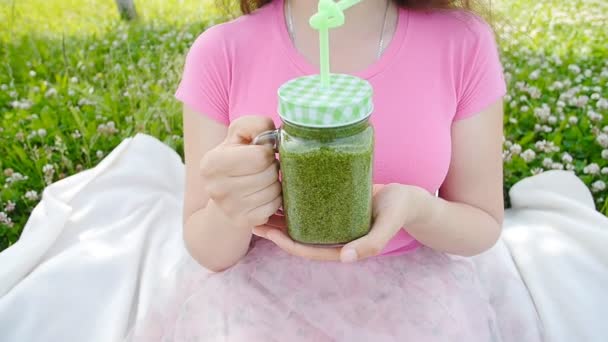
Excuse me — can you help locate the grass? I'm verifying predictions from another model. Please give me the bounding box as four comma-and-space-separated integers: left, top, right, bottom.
0, 0, 607, 250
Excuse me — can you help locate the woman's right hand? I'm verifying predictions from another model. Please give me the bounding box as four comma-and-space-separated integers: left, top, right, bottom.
200, 116, 282, 229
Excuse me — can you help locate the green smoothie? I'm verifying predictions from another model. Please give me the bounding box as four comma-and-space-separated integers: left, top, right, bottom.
279, 119, 374, 245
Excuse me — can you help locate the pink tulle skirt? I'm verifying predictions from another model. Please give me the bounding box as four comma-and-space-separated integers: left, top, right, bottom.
126, 238, 541, 342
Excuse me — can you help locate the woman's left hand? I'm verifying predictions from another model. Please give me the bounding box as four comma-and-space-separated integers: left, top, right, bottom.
252, 184, 430, 263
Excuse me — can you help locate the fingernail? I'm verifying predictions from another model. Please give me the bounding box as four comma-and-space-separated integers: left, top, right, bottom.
341, 249, 358, 263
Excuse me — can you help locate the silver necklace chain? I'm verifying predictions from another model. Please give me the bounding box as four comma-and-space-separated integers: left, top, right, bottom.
286, 0, 391, 61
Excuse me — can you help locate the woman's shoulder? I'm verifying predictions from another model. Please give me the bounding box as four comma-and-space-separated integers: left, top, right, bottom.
409, 9, 496, 46
188, 2, 278, 55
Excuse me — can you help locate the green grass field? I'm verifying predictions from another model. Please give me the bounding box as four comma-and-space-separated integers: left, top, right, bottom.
1, 0, 607, 250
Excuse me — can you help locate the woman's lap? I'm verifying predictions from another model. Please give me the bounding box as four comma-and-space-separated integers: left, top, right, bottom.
160, 240, 504, 341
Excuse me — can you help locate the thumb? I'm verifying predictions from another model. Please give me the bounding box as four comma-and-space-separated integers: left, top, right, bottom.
226, 115, 276, 145
340, 212, 401, 262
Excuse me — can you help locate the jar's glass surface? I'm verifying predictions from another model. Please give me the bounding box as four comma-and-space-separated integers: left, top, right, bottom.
278, 118, 374, 245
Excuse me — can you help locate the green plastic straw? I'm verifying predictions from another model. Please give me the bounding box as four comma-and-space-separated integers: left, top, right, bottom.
309, 0, 362, 88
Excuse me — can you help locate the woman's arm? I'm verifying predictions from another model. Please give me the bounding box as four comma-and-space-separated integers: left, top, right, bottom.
183, 106, 281, 272
406, 100, 504, 256
182, 105, 253, 271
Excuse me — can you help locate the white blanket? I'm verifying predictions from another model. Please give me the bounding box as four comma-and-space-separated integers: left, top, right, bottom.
0, 133, 605, 341
501, 170, 608, 342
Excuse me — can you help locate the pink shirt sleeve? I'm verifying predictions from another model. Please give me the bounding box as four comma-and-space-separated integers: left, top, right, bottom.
175, 25, 231, 125
453, 19, 507, 121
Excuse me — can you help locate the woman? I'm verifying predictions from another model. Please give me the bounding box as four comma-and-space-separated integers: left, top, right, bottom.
172, 0, 514, 340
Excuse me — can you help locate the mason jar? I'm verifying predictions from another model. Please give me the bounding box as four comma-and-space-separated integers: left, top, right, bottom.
254, 73, 374, 245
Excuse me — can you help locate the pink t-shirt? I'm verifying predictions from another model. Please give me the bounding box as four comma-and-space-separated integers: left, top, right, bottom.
175, 0, 506, 256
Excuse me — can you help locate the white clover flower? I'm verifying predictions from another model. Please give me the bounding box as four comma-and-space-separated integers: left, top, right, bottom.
553, 81, 565, 90
534, 124, 542, 132
543, 125, 552, 133
520, 106, 529, 112
70, 77, 78, 83
510, 101, 518, 108
0, 211, 12, 226
42, 164, 55, 174
531, 168, 544, 175
24, 190, 39, 201
37, 128, 47, 137
9, 91, 18, 98
521, 149, 536, 163
529, 69, 541, 80
29, 70, 36, 77
562, 153, 573, 163
519, 95, 528, 102
602, 149, 608, 160
509, 117, 518, 124
6, 172, 26, 184
568, 116, 579, 125
504, 140, 513, 148
528, 87, 542, 99
597, 98, 608, 110
71, 130, 82, 139
510, 144, 522, 155
45, 87, 57, 97
0, 84, 7, 91
603, 126, 608, 133
591, 181, 606, 193
601, 167, 608, 175
557, 100, 566, 107
584, 69, 593, 77
534, 106, 551, 121
96, 150, 104, 159
597, 134, 608, 148
68, 89, 75, 96
554, 56, 563, 65
583, 163, 600, 175
568, 64, 581, 74
548, 116, 558, 125
566, 164, 575, 171
551, 163, 564, 170
591, 93, 601, 100
575, 95, 589, 107
11, 99, 33, 110
4, 201, 15, 212
542, 158, 553, 168
588, 110, 603, 122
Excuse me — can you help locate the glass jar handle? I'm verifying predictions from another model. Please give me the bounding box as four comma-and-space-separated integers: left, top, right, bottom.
252, 129, 280, 151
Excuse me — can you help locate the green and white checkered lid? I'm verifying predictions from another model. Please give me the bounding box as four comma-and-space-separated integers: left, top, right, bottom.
278, 74, 373, 128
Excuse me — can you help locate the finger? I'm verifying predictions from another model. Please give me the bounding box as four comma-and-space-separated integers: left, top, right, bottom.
267, 230, 342, 261
202, 144, 275, 177
248, 195, 282, 226
340, 212, 402, 262
226, 115, 276, 145
236, 160, 279, 195
266, 213, 287, 228
373, 183, 385, 195
244, 181, 282, 209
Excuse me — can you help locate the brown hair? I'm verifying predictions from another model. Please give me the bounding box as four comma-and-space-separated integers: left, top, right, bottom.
235, 0, 486, 16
